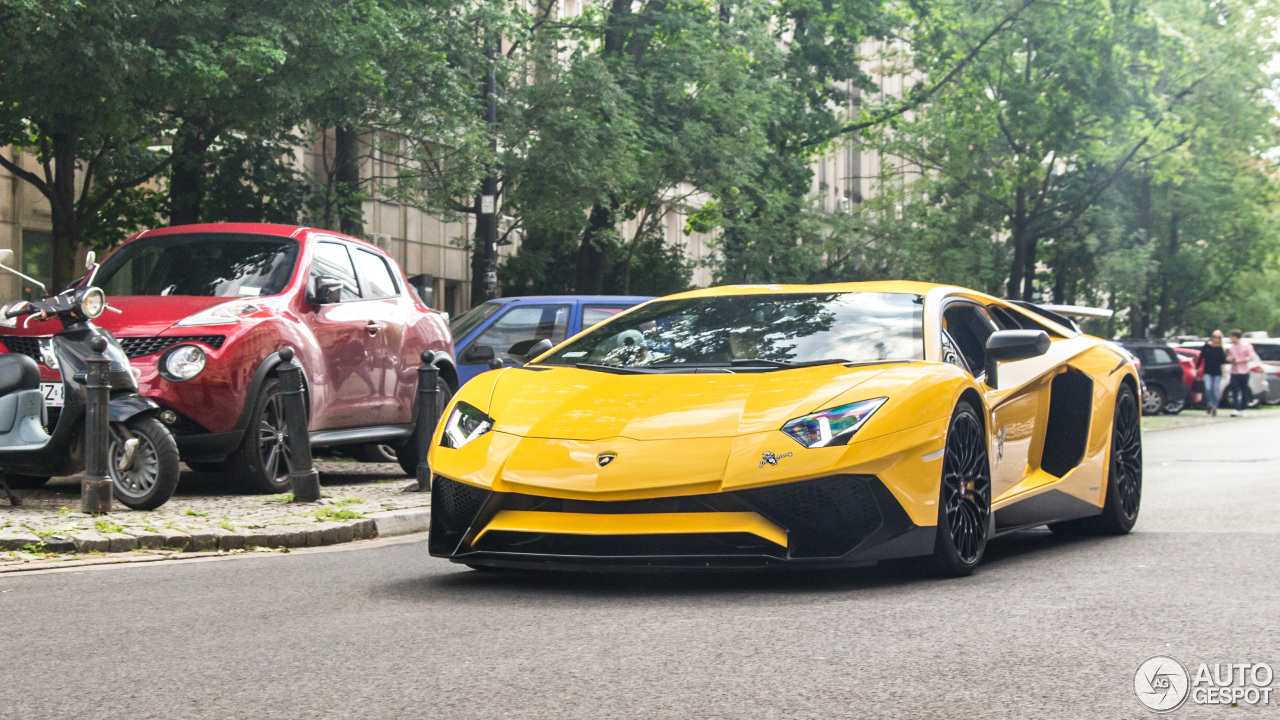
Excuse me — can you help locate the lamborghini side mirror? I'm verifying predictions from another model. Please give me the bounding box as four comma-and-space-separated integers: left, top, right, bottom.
984, 330, 1050, 388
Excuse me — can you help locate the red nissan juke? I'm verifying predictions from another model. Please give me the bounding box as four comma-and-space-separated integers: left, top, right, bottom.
0, 224, 456, 493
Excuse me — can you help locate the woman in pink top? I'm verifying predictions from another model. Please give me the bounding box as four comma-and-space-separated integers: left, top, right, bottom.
1225, 329, 1259, 416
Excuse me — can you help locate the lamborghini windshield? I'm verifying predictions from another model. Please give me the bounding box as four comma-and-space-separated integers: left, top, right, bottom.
538, 292, 923, 370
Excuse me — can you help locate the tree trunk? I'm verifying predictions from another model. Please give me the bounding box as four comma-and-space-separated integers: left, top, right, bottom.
50, 132, 79, 291
470, 26, 500, 308
1154, 209, 1179, 337
169, 120, 217, 226
575, 203, 613, 295
1006, 187, 1027, 298
334, 124, 363, 236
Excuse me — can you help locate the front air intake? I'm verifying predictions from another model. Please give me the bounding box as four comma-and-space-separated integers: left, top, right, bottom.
429, 475, 491, 555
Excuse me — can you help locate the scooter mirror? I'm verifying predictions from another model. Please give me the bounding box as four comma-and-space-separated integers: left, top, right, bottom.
84, 251, 95, 270
0, 249, 13, 266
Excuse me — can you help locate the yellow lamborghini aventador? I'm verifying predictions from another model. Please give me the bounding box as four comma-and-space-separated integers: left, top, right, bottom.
426, 281, 1142, 576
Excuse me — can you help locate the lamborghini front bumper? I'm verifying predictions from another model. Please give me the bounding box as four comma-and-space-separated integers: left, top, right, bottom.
428, 474, 936, 571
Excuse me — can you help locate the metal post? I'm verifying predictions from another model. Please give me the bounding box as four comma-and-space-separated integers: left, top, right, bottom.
81, 336, 112, 514
277, 346, 321, 503
416, 350, 440, 492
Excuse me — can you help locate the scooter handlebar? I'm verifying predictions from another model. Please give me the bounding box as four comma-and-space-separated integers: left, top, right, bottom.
4, 303, 35, 319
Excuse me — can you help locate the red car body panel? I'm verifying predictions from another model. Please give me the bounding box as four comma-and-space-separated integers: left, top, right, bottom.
0, 223, 454, 459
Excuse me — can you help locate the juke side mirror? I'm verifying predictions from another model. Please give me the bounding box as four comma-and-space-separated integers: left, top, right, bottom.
308, 276, 343, 305
984, 330, 1051, 389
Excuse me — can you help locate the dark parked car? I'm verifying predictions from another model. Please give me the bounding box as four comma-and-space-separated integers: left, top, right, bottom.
450, 295, 652, 386
1119, 340, 1188, 415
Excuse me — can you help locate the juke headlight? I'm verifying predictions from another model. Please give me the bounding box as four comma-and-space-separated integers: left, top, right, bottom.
441, 402, 494, 449
164, 344, 207, 381
782, 397, 888, 449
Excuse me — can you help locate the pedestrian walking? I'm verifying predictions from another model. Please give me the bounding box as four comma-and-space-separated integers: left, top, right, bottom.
1197, 330, 1227, 416
1225, 329, 1259, 417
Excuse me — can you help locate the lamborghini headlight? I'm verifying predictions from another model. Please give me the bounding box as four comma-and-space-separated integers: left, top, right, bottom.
441, 402, 494, 449
781, 397, 888, 449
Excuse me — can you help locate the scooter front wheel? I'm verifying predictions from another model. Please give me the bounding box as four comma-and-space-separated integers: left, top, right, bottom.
110, 416, 181, 511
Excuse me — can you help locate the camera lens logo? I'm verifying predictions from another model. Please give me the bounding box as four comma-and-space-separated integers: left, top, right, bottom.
1135, 656, 1190, 713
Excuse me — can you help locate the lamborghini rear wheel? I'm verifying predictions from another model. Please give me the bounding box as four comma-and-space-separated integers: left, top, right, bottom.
929, 400, 991, 577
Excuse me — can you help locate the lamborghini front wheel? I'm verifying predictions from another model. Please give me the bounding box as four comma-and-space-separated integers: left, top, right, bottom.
930, 400, 991, 577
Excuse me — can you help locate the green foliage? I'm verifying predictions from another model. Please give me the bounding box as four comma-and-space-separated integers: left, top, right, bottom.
94, 519, 125, 535
314, 507, 364, 522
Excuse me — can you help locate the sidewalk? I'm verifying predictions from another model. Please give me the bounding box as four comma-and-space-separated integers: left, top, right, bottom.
0, 460, 431, 572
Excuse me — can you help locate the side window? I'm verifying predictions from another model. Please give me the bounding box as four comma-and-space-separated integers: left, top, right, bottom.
311, 242, 361, 301
353, 248, 399, 299
941, 303, 997, 376
940, 330, 967, 371
582, 305, 629, 330
1149, 347, 1175, 365
473, 304, 570, 361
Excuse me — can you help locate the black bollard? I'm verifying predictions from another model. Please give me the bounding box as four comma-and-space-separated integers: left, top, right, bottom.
415, 350, 440, 492
81, 336, 112, 514
277, 346, 321, 503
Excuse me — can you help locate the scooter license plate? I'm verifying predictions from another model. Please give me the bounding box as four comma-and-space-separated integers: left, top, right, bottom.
41, 382, 64, 407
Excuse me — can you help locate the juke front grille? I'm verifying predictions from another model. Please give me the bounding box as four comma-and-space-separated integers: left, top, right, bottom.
0, 335, 225, 364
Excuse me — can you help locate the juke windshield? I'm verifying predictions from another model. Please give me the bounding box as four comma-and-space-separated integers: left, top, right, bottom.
96, 234, 300, 298
538, 292, 924, 370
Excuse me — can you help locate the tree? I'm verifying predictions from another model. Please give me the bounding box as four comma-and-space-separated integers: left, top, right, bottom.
0, 0, 172, 287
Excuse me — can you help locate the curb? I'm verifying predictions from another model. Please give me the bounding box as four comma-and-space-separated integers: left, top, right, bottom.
0, 507, 432, 565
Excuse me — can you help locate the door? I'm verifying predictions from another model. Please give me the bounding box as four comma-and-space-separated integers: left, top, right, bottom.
351, 246, 410, 424
941, 301, 1042, 502
459, 304, 570, 378
306, 241, 385, 429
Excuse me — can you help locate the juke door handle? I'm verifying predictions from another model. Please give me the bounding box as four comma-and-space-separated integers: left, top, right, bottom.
365, 321, 382, 335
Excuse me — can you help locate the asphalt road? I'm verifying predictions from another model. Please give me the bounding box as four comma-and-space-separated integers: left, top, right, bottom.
2, 416, 1278, 720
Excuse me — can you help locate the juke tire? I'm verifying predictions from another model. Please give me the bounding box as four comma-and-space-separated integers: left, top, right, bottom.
228, 378, 292, 495
396, 377, 454, 478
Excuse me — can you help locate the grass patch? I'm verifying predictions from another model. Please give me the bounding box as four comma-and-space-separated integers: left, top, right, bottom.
183, 509, 208, 517
220, 521, 236, 532
94, 518, 125, 534
314, 507, 364, 522
263, 493, 294, 504
58, 506, 73, 516
331, 497, 364, 506
1142, 405, 1280, 432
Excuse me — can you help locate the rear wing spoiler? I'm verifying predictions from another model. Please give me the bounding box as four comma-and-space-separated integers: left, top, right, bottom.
1005, 301, 1113, 334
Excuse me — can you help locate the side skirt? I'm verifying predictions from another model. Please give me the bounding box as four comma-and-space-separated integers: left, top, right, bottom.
993, 488, 1103, 535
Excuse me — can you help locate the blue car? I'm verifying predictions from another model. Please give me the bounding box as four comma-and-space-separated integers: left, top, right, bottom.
450, 295, 653, 386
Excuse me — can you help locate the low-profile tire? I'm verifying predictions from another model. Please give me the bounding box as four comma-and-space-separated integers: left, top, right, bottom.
2, 474, 51, 489
111, 416, 181, 511
1162, 395, 1185, 414
1050, 383, 1142, 535
928, 399, 991, 578
185, 461, 224, 474
1141, 384, 1165, 416
227, 377, 293, 494
396, 376, 455, 478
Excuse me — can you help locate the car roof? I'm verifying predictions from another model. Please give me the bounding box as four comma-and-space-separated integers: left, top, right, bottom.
665, 280, 941, 299
131, 223, 383, 253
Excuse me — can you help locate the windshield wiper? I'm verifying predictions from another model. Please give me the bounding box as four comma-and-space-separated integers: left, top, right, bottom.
729, 358, 850, 368
573, 363, 658, 374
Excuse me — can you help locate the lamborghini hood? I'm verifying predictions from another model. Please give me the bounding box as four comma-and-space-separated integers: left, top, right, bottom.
483, 364, 900, 441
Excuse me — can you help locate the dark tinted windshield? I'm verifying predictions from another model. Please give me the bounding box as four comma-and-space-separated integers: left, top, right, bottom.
539, 292, 923, 369
450, 301, 504, 339
1253, 343, 1280, 362
96, 233, 299, 297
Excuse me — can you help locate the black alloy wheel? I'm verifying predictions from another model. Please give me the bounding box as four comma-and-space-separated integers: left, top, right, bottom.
228, 378, 294, 494
1110, 386, 1144, 524
930, 400, 991, 576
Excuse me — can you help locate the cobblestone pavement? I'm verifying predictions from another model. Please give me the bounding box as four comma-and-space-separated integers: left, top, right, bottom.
0, 461, 430, 566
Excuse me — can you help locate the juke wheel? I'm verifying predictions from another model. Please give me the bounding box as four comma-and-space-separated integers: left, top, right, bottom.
396, 377, 454, 478
228, 378, 294, 494
929, 400, 991, 577
1051, 384, 1142, 535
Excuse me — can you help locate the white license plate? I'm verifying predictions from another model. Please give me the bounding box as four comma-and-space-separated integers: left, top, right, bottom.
40, 382, 64, 408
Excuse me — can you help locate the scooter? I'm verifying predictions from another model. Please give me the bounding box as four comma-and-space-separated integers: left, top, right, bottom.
0, 249, 179, 510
